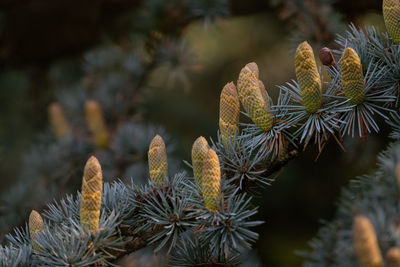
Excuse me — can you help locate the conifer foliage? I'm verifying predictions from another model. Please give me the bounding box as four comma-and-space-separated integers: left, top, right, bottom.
2, 0, 400, 266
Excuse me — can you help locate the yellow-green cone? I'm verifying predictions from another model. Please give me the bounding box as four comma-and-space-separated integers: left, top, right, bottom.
383, 0, 400, 44
219, 82, 240, 146
353, 215, 383, 267
191, 136, 209, 187
237, 62, 273, 132
387, 248, 400, 267
85, 100, 109, 148
29, 210, 44, 250
48, 102, 70, 138
80, 156, 103, 231
202, 148, 221, 212
148, 135, 168, 185
341, 48, 365, 105
295, 41, 322, 113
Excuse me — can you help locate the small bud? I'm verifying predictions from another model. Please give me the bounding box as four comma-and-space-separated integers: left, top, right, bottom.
191, 136, 209, 187
237, 62, 273, 132
148, 135, 168, 185
387, 247, 400, 267
85, 100, 109, 148
202, 149, 221, 212
29, 210, 44, 250
383, 0, 400, 44
340, 47, 365, 105
295, 41, 322, 113
319, 47, 336, 67
219, 82, 240, 146
48, 102, 70, 138
353, 215, 383, 267
80, 156, 103, 231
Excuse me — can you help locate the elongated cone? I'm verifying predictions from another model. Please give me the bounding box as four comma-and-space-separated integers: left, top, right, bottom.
353, 215, 383, 267
85, 100, 109, 148
192, 136, 209, 187
341, 48, 365, 105
48, 102, 70, 138
148, 135, 168, 185
295, 41, 322, 113
80, 156, 103, 231
29, 210, 44, 250
383, 0, 400, 44
387, 248, 400, 267
202, 148, 221, 212
237, 62, 273, 132
219, 82, 240, 146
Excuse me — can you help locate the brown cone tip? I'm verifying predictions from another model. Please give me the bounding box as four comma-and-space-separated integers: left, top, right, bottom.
246, 62, 259, 78
150, 134, 165, 149
83, 156, 101, 181
222, 82, 238, 96
319, 47, 336, 66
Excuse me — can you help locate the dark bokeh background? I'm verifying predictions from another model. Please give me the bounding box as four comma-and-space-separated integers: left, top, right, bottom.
0, 1, 389, 265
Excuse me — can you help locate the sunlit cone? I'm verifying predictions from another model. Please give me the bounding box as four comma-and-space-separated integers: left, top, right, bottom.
48, 102, 70, 138
191, 136, 209, 187
237, 62, 273, 132
340, 48, 365, 105
295, 41, 322, 113
383, 0, 400, 44
80, 156, 103, 231
202, 148, 221, 212
29, 210, 44, 250
85, 100, 109, 148
148, 135, 168, 185
353, 215, 383, 267
387, 248, 400, 267
219, 82, 240, 146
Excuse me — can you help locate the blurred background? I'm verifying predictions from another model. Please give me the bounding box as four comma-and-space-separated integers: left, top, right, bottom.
0, 0, 390, 265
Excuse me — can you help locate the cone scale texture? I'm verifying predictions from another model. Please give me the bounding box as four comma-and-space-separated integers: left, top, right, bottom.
85, 100, 109, 148
80, 156, 103, 231
191, 136, 209, 187
341, 48, 365, 105
48, 102, 70, 138
202, 148, 221, 212
295, 41, 322, 113
237, 62, 273, 132
353, 215, 383, 267
29, 210, 44, 250
219, 82, 240, 146
383, 0, 400, 44
148, 135, 168, 185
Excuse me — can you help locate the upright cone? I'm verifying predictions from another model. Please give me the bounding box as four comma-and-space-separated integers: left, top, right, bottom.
295, 41, 322, 113
202, 148, 221, 212
353, 215, 383, 267
219, 82, 240, 146
387, 248, 400, 267
85, 100, 109, 148
80, 156, 103, 231
148, 135, 168, 185
383, 0, 400, 44
237, 62, 273, 132
48, 102, 70, 138
340, 48, 365, 105
192, 136, 209, 187
29, 210, 44, 250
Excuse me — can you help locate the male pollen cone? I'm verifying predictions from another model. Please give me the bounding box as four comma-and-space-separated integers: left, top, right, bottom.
29, 210, 44, 250
191, 136, 209, 187
383, 0, 400, 44
387, 247, 400, 267
80, 156, 103, 231
85, 100, 109, 148
340, 47, 365, 105
48, 102, 70, 138
219, 82, 240, 146
353, 215, 383, 267
148, 135, 168, 186
202, 148, 221, 212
